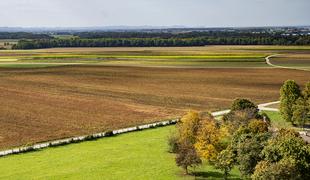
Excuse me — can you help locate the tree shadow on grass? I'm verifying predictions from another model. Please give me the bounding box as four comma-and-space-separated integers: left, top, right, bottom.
192, 171, 242, 180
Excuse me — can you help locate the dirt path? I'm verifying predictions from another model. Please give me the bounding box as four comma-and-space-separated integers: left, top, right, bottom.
211, 101, 280, 117
265, 54, 310, 71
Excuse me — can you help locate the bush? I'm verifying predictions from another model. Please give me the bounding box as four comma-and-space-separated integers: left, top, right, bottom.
167, 133, 179, 153
104, 131, 114, 137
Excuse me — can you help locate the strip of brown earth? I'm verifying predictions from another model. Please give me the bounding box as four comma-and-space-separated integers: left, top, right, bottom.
0, 66, 309, 149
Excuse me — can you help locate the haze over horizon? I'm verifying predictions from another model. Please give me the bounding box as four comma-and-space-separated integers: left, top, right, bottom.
0, 0, 309, 28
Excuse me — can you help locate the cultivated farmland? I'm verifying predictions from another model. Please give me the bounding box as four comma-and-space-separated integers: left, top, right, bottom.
0, 46, 310, 149
0, 65, 309, 149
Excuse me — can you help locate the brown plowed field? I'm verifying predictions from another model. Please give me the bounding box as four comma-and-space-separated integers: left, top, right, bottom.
0, 65, 309, 149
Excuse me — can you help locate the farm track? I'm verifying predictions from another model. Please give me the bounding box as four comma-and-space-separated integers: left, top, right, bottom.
266, 54, 310, 71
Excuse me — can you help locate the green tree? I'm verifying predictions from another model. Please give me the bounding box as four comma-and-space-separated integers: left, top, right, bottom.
252, 158, 299, 180
302, 81, 310, 99
215, 148, 235, 180
292, 97, 310, 128
258, 129, 310, 179
231, 98, 258, 113
230, 121, 271, 177
280, 80, 301, 124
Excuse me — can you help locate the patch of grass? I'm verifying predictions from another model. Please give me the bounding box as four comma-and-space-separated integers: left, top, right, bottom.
0, 126, 241, 180
263, 111, 292, 129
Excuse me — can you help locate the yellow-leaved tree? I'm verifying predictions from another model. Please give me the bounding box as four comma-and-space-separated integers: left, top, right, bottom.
194, 117, 228, 162
178, 111, 202, 144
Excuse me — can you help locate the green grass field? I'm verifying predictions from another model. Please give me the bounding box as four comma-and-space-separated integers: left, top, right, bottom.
264, 111, 292, 129
0, 126, 242, 180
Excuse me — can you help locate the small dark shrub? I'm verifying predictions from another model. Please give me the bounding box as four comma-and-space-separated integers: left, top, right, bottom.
105, 131, 114, 137
168, 133, 180, 153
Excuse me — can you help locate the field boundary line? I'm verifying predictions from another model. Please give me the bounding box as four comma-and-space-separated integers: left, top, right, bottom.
0, 101, 279, 158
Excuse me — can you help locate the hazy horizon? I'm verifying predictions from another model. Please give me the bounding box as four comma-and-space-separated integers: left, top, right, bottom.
0, 0, 309, 27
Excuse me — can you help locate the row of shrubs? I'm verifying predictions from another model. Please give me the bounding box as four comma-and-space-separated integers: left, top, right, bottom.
0, 119, 179, 157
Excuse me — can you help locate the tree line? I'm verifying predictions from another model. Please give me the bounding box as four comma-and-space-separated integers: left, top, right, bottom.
11, 31, 310, 49
12, 36, 310, 49
0, 32, 51, 39
168, 81, 310, 179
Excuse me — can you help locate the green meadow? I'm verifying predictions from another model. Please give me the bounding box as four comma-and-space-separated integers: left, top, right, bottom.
0, 126, 242, 180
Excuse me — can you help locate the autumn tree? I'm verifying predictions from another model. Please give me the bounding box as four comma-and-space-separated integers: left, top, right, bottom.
172, 111, 206, 174
178, 111, 203, 144
176, 139, 202, 174
168, 111, 203, 153
171, 111, 228, 174
222, 99, 265, 134
280, 80, 301, 124
194, 116, 226, 162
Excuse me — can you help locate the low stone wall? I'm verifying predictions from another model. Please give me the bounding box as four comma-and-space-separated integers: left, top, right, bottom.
0, 118, 179, 157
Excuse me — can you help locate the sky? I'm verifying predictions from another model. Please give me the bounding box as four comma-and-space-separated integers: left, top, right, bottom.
0, 0, 309, 27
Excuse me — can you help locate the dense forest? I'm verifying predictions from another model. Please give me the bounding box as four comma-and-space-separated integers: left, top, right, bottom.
0, 32, 52, 39
11, 31, 310, 49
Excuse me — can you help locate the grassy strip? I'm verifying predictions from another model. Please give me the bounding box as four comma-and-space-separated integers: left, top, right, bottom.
0, 126, 241, 180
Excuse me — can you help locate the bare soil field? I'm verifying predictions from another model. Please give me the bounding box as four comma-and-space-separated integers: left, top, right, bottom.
0, 65, 309, 149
